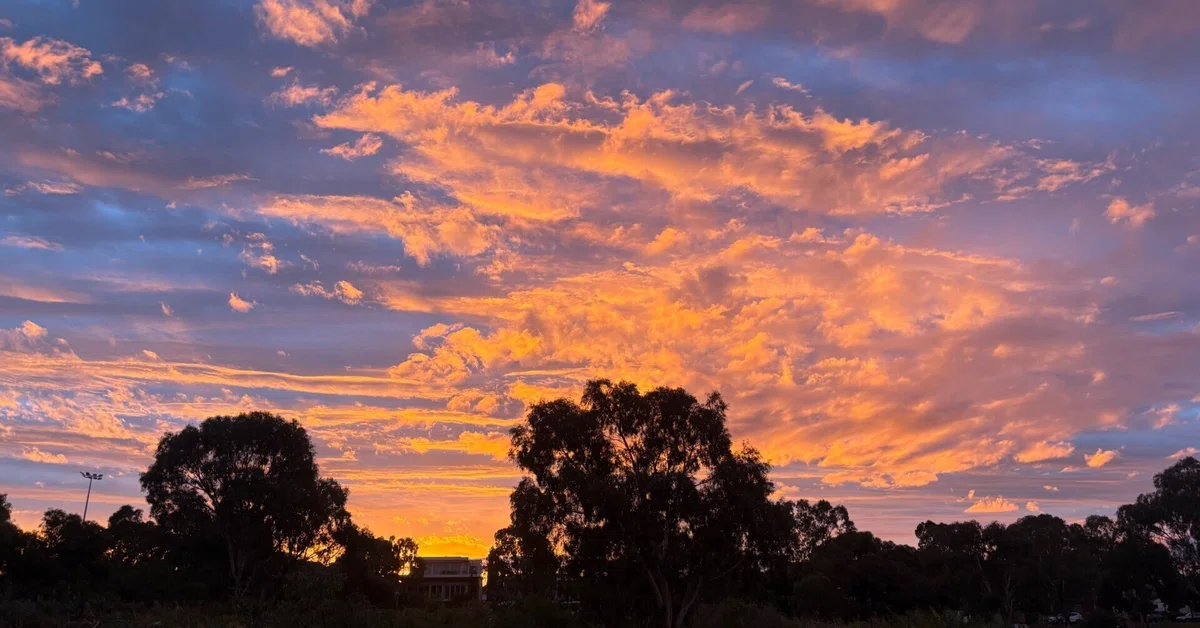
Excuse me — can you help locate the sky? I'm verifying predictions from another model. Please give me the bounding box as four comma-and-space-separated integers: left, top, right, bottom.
2, 0, 1200, 558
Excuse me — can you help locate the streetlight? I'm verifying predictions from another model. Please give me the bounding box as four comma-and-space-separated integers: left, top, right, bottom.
80, 472, 103, 521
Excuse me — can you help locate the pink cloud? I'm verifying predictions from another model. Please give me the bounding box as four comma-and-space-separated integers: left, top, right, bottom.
1, 36, 102, 84
256, 0, 372, 47
228, 293, 256, 313
1105, 197, 1155, 229
1, 234, 63, 251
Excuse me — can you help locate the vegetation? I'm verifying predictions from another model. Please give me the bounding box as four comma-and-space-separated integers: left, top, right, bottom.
2, 382, 1199, 628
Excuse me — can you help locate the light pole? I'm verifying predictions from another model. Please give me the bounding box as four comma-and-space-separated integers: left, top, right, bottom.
80, 471, 103, 520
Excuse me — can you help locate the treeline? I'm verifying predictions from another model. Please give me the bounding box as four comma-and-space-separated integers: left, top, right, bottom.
485, 381, 1199, 628
0, 382, 1197, 628
0, 412, 422, 611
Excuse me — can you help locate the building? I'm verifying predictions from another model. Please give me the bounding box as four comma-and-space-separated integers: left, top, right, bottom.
416, 557, 484, 602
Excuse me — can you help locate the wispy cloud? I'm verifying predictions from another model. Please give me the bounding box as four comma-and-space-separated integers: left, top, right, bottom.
321, 133, 382, 160
1, 234, 62, 251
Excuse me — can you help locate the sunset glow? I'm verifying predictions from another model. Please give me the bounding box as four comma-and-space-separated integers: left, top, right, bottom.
3, 0, 1199, 558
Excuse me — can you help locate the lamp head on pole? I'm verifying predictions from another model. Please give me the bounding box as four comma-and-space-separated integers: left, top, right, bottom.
81, 472, 103, 480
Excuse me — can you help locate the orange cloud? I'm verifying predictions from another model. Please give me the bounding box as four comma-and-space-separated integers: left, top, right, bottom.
397, 431, 511, 461
965, 496, 1019, 513
313, 82, 1047, 220
257, 194, 497, 265
1084, 448, 1119, 468
644, 227, 689, 255
1014, 440, 1075, 463
18, 447, 68, 465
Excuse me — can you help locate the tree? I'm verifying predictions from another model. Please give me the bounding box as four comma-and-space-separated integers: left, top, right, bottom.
793, 530, 923, 619
1094, 523, 1181, 620
788, 499, 856, 563
486, 526, 559, 603
106, 505, 162, 566
140, 411, 350, 595
29, 509, 110, 596
985, 515, 1097, 619
916, 520, 992, 613
333, 523, 419, 607
1121, 456, 1200, 605
0, 494, 27, 583
506, 380, 782, 628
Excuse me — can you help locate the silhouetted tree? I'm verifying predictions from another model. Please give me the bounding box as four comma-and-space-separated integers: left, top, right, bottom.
992, 515, 1096, 617
106, 505, 161, 566
916, 520, 992, 614
788, 499, 856, 563
25, 509, 110, 598
506, 380, 782, 628
101, 504, 187, 602
486, 526, 559, 603
1121, 456, 1200, 606
0, 494, 28, 587
739, 499, 855, 612
792, 530, 923, 619
333, 522, 419, 607
140, 411, 350, 596
1087, 514, 1182, 621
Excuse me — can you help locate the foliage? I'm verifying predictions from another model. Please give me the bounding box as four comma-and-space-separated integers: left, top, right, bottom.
333, 522, 421, 606
505, 379, 782, 628
4, 390, 1200, 628
1120, 456, 1200, 604
140, 411, 351, 595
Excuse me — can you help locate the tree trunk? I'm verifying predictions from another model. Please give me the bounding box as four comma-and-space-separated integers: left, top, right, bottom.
675, 579, 702, 628
661, 575, 674, 628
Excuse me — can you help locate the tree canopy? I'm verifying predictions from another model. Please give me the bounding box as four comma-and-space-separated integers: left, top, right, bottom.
503, 379, 781, 628
140, 411, 351, 594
